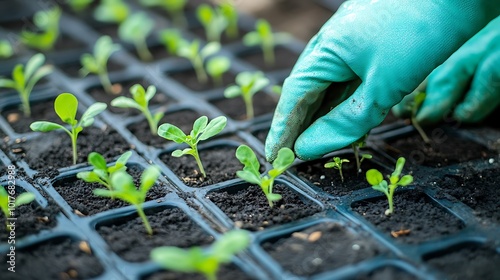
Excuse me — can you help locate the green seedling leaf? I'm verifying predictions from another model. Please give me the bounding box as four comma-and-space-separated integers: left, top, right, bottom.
80, 36, 120, 93
0, 186, 35, 225
199, 116, 227, 141
351, 134, 372, 173
206, 56, 230, 87
94, 0, 129, 23
223, 71, 269, 119
118, 12, 154, 61
0, 40, 13, 58
177, 40, 222, 84
324, 157, 349, 182
196, 4, 228, 43
366, 169, 383, 186
55, 93, 79, 125
67, 0, 94, 12
243, 19, 290, 66
20, 7, 61, 51
158, 124, 187, 144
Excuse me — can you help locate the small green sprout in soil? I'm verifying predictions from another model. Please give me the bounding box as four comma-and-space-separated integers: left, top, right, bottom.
111, 84, 164, 135
20, 7, 61, 51
271, 85, 282, 95
324, 157, 349, 183
243, 19, 291, 66
151, 230, 251, 280
219, 0, 239, 39
94, 165, 161, 235
94, 0, 130, 23
206, 56, 231, 87
0, 186, 35, 228
119, 12, 154, 61
30, 93, 107, 165
66, 0, 94, 13
351, 135, 372, 173
235, 145, 294, 207
409, 91, 430, 143
158, 116, 227, 178
159, 28, 183, 55
76, 151, 132, 191
0, 53, 53, 117
196, 4, 228, 43
366, 157, 414, 216
0, 40, 13, 59
140, 0, 188, 28
177, 40, 221, 84
80, 35, 121, 94
224, 71, 270, 119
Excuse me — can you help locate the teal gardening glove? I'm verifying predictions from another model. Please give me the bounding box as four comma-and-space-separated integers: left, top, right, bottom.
393, 16, 500, 124
265, 0, 500, 161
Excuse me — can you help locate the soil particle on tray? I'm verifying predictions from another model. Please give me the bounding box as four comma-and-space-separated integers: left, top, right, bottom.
168, 69, 236, 92
0, 238, 104, 279
352, 266, 418, 280
210, 92, 277, 121
238, 46, 299, 72
97, 207, 214, 262
144, 263, 254, 280
53, 165, 169, 216
262, 222, 384, 276
2, 97, 58, 134
207, 184, 322, 231
351, 190, 465, 244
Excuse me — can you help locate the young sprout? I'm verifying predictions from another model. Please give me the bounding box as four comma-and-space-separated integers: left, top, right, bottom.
366, 157, 413, 216
94, 0, 130, 23
324, 157, 349, 183
196, 4, 228, 43
206, 56, 231, 87
66, 0, 94, 12
94, 165, 161, 235
0, 186, 35, 228
219, 0, 239, 39
0, 40, 13, 59
76, 151, 132, 191
271, 85, 282, 95
20, 7, 61, 51
140, 0, 188, 28
410, 92, 430, 143
159, 28, 184, 55
157, 116, 227, 178
177, 40, 221, 84
111, 84, 164, 135
118, 12, 154, 61
80, 36, 121, 94
0, 53, 53, 117
151, 230, 251, 280
243, 19, 290, 66
351, 135, 372, 173
224, 71, 270, 119
30, 93, 107, 165
235, 145, 294, 207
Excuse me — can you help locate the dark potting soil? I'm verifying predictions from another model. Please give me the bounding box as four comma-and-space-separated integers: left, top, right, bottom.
207, 184, 322, 231
253, 128, 269, 143
384, 131, 494, 168
211, 92, 277, 121
58, 59, 125, 78
127, 109, 202, 148
351, 190, 465, 244
92, 23, 119, 38
0, 238, 104, 279
262, 222, 384, 276
189, 26, 245, 45
168, 69, 236, 92
10, 126, 132, 172
435, 168, 500, 225
97, 207, 214, 263
239, 47, 299, 72
425, 244, 500, 280
160, 145, 243, 187
2, 97, 58, 134
144, 263, 254, 280
133, 44, 172, 61
352, 266, 418, 280
50, 34, 87, 52
52, 165, 169, 216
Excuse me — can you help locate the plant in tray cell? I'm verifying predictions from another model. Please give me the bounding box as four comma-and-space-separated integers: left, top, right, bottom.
235, 145, 294, 207
0, 40, 13, 59
93, 165, 161, 235
366, 157, 413, 216
223, 71, 270, 119
243, 19, 291, 66
351, 135, 372, 173
94, 0, 130, 23
157, 116, 227, 178
30, 93, 107, 165
196, 4, 228, 43
206, 56, 231, 87
76, 151, 132, 191
111, 84, 164, 135
80, 35, 121, 94
177, 40, 221, 84
408, 91, 431, 143
0, 53, 53, 117
140, 0, 188, 28
159, 28, 184, 55
219, 0, 239, 40
118, 12, 155, 61
324, 157, 349, 183
66, 0, 94, 13
20, 7, 61, 51
151, 230, 251, 280
0, 186, 35, 228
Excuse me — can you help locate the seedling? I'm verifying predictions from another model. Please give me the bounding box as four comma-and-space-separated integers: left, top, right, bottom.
157, 116, 227, 178
351, 135, 372, 173
20, 7, 61, 51
93, 165, 160, 235
111, 84, 164, 135
206, 56, 231, 87
66, 0, 94, 12
0, 53, 53, 117
159, 28, 185, 55
324, 157, 349, 183
219, 0, 239, 39
80, 36, 121, 94
151, 230, 251, 280
271, 85, 282, 95
366, 157, 413, 215
94, 0, 130, 23
243, 19, 290, 66
140, 0, 188, 28
30, 93, 107, 165
196, 4, 228, 43
76, 151, 132, 191
0, 40, 13, 59
0, 186, 35, 228
177, 40, 221, 84
409, 92, 430, 143
224, 71, 269, 119
118, 12, 154, 61
235, 145, 294, 207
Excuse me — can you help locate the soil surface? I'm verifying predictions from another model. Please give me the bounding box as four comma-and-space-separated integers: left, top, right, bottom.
211, 91, 277, 121
239, 47, 299, 72
144, 263, 254, 280
207, 183, 322, 231
253, 127, 269, 143
0, 238, 104, 279
2, 97, 58, 134
189, 26, 245, 45
351, 190, 465, 244
168, 69, 236, 92
52, 165, 169, 216
262, 222, 384, 276
97, 207, 214, 262
353, 266, 418, 280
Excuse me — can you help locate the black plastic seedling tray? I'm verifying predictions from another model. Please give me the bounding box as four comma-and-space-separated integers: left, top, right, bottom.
1, 1, 500, 279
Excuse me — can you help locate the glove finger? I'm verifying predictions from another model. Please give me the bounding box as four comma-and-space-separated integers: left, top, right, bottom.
454, 51, 500, 122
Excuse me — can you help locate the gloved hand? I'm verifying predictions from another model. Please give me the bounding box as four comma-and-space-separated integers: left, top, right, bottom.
393, 16, 500, 124
265, 0, 500, 161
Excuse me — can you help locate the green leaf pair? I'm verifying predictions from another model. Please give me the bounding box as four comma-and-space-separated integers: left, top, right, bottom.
324, 157, 349, 183
0, 186, 36, 227
20, 7, 61, 51
76, 151, 132, 191
197, 4, 228, 43
224, 71, 270, 120
243, 19, 291, 66
94, 0, 130, 23
118, 12, 154, 61
0, 40, 13, 59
